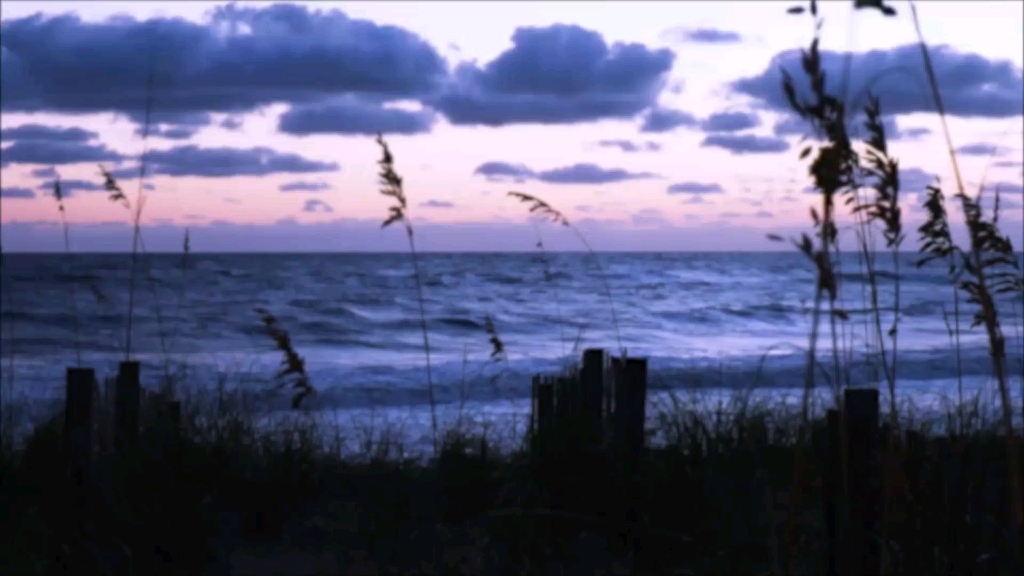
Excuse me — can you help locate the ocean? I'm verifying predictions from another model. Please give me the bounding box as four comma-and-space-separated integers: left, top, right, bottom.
2, 252, 1022, 450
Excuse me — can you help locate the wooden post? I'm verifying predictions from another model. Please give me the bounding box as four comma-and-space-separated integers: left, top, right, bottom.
844, 387, 880, 576
114, 360, 141, 456
559, 376, 583, 454
581, 349, 606, 452
614, 358, 648, 465
824, 408, 840, 576
64, 368, 95, 492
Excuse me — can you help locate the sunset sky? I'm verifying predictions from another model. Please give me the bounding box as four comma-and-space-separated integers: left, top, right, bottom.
1, 0, 1021, 252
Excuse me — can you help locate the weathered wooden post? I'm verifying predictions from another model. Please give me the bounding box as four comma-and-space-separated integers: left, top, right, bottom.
824, 408, 841, 576
611, 357, 648, 466
114, 360, 141, 456
844, 387, 880, 576
580, 349, 606, 452
64, 367, 96, 493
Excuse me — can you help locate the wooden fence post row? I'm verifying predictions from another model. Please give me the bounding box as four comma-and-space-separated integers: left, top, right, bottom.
529, 349, 649, 462
63, 362, 183, 482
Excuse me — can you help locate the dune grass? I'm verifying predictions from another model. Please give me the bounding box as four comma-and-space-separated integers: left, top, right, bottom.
2, 382, 1022, 575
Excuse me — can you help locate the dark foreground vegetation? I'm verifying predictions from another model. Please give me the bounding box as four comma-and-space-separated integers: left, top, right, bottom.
2, 366, 1023, 576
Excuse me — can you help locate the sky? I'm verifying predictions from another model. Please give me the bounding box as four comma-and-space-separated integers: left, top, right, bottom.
0, 0, 1021, 252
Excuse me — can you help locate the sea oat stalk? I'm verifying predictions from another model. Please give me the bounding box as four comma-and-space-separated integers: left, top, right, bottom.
375, 134, 438, 453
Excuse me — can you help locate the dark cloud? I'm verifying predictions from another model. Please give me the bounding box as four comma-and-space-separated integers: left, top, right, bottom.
0, 140, 122, 166
420, 199, 454, 208
220, 116, 243, 131
639, 107, 698, 133
772, 113, 928, 142
139, 145, 339, 178
279, 181, 332, 192
30, 166, 58, 178
900, 127, 932, 140
279, 98, 436, 135
699, 111, 761, 133
955, 143, 1004, 156
994, 160, 1023, 168
732, 44, 1023, 118
536, 163, 656, 184
755, 210, 774, 218
664, 27, 743, 44
993, 182, 1024, 196
667, 182, 723, 194
597, 139, 661, 153
302, 199, 334, 213
0, 123, 97, 142
434, 24, 674, 126
701, 133, 789, 154
473, 162, 535, 183
1, 5, 447, 122
897, 167, 938, 193
34, 178, 104, 197
473, 161, 655, 184
0, 186, 35, 198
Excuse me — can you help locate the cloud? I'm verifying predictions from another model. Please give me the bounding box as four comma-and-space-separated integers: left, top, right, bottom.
279, 180, 332, 192
994, 160, 1023, 168
754, 210, 774, 218
1, 6, 448, 122
900, 127, 932, 140
473, 161, 655, 184
663, 27, 743, 44
0, 140, 122, 165
992, 182, 1024, 196
433, 24, 674, 126
34, 178, 104, 197
897, 167, 938, 193
772, 113, 930, 141
220, 116, 243, 131
0, 186, 35, 198
30, 166, 58, 178
732, 44, 1023, 118
631, 207, 668, 227
639, 107, 698, 132
701, 133, 789, 154
955, 143, 1005, 156
699, 111, 761, 133
667, 182, 723, 194
302, 198, 334, 213
597, 139, 661, 153
0, 123, 98, 142
473, 162, 535, 183
136, 145, 339, 178
420, 199, 454, 208
279, 98, 436, 135
534, 163, 656, 184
